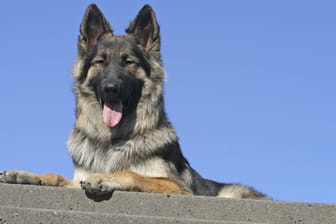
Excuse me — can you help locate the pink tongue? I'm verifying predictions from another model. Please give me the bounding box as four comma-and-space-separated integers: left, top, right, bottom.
102, 103, 122, 128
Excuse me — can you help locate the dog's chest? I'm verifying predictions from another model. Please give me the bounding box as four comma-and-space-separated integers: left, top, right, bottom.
69, 139, 130, 172
68, 136, 175, 178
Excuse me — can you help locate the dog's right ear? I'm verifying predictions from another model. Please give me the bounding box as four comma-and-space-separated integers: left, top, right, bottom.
126, 5, 160, 56
78, 4, 112, 54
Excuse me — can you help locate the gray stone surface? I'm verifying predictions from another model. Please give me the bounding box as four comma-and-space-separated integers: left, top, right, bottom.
0, 183, 335, 223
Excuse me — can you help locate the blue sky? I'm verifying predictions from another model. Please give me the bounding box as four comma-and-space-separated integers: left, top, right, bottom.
0, 1, 335, 204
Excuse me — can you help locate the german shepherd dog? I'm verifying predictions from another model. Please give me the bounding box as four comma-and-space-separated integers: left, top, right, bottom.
0, 4, 267, 199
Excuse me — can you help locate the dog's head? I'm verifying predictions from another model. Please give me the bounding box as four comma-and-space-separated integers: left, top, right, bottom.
73, 4, 164, 129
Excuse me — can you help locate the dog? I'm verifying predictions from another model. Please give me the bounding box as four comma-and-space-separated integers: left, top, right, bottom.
0, 4, 268, 199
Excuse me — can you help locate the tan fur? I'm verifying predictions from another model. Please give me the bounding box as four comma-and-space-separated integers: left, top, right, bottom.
0, 170, 189, 195
0, 170, 73, 187
81, 171, 191, 195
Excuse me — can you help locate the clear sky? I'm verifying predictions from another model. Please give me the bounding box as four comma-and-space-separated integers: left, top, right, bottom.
0, 1, 335, 204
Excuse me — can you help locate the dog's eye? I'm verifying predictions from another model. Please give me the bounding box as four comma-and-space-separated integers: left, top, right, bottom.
121, 54, 138, 67
92, 58, 105, 65
124, 58, 135, 65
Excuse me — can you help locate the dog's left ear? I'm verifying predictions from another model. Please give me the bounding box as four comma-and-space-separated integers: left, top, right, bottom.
126, 5, 160, 55
78, 4, 112, 56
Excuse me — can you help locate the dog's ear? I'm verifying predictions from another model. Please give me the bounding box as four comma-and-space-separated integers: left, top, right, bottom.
126, 5, 160, 55
79, 4, 112, 53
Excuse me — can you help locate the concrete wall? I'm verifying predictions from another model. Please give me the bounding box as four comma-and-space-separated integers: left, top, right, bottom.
0, 183, 335, 224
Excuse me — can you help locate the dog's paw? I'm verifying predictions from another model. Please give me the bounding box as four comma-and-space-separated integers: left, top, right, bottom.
80, 175, 105, 193
80, 174, 129, 195
0, 170, 41, 185
0, 170, 17, 183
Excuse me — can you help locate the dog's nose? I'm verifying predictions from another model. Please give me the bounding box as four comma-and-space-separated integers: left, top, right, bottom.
103, 83, 120, 97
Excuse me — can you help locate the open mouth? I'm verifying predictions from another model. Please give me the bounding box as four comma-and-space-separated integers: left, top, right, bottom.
102, 101, 123, 128
99, 97, 130, 128
93, 79, 133, 128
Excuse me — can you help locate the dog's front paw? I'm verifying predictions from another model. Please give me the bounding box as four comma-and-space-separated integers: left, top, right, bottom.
80, 175, 105, 194
80, 174, 129, 195
0, 170, 17, 183
0, 170, 41, 185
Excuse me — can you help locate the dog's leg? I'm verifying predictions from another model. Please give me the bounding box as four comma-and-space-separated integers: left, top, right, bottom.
80, 170, 191, 195
0, 170, 75, 187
